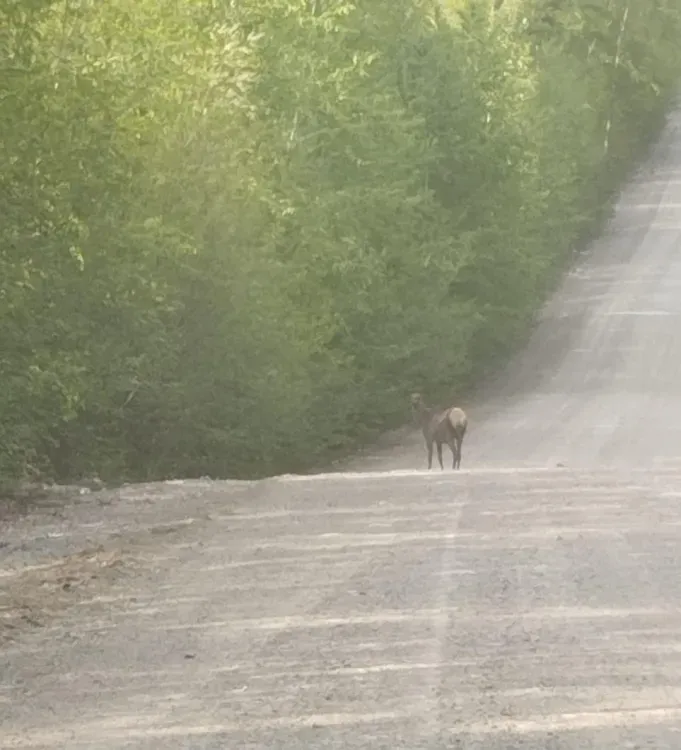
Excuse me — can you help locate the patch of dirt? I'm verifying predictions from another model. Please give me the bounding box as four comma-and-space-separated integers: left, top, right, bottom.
0, 479, 108, 523
0, 543, 130, 646
0, 477, 236, 649
0, 514, 205, 649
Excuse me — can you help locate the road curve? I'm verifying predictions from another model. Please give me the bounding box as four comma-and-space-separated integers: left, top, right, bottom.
3, 108, 681, 748
347, 104, 681, 474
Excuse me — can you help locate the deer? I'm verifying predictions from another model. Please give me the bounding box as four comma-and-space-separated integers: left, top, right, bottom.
410, 392, 468, 470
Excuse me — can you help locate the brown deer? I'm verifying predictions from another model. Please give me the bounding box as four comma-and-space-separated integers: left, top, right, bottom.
410, 392, 468, 470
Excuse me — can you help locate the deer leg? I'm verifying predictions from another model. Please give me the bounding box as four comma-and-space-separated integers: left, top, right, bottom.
448, 438, 456, 469
455, 436, 463, 469
458, 427, 467, 470
427, 439, 434, 469
436, 441, 444, 470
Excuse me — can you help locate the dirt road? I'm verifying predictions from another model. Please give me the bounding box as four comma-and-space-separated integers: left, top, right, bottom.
3, 109, 681, 748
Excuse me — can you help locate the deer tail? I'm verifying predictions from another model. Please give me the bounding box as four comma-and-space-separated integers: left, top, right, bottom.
447, 407, 467, 437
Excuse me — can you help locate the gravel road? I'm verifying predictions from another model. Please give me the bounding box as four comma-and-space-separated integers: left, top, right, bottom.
3, 109, 681, 748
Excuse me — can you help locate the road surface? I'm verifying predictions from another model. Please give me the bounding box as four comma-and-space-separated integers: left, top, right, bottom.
3, 108, 681, 748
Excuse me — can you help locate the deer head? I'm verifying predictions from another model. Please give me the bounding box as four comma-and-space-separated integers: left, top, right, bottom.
410, 392, 425, 420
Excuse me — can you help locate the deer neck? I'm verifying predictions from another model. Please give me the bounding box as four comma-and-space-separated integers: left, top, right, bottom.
414, 403, 434, 429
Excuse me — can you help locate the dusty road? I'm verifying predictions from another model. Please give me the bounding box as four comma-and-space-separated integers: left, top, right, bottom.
3, 109, 681, 748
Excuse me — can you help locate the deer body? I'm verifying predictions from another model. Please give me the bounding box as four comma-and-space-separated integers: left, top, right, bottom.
411, 393, 467, 470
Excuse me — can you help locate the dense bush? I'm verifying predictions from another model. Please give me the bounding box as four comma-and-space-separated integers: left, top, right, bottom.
2, 0, 680, 481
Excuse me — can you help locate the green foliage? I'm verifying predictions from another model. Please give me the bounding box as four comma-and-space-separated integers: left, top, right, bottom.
1, 0, 680, 481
